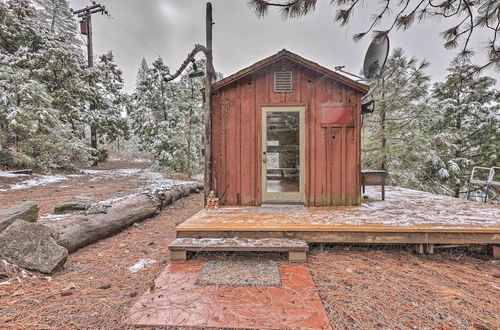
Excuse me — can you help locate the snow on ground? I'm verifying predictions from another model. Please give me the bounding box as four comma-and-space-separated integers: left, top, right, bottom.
0, 174, 69, 192
0, 171, 29, 178
32, 167, 198, 221
0, 167, 197, 193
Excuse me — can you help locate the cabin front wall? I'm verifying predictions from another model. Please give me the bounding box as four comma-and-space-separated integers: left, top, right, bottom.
211, 60, 362, 206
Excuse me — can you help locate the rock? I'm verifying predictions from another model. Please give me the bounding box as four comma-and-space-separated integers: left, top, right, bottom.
0, 202, 39, 232
54, 195, 97, 214
0, 220, 68, 274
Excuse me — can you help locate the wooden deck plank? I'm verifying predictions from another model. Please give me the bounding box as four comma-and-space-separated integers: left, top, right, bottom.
177, 186, 500, 235
176, 187, 500, 245
177, 230, 500, 244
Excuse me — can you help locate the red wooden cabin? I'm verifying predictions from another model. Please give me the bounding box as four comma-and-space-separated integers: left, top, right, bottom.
210, 49, 368, 206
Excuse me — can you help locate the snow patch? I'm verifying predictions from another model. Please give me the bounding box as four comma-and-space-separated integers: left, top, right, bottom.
128, 259, 157, 273
0, 171, 28, 178
39, 213, 72, 222
0, 174, 69, 191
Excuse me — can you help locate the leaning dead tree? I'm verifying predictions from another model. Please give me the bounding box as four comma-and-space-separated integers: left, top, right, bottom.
248, 0, 499, 70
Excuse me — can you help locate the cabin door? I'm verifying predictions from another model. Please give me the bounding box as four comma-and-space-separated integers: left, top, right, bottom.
261, 107, 305, 203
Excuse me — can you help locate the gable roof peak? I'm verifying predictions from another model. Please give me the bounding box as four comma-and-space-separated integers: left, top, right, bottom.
212, 49, 369, 93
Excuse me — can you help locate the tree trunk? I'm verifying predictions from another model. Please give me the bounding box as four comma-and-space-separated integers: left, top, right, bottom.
380, 77, 387, 171
46, 183, 203, 253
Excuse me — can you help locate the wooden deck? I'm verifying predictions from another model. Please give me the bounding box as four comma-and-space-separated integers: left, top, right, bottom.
177, 187, 500, 245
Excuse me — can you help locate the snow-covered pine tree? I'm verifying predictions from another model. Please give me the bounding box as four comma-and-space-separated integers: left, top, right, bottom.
130, 57, 207, 175
0, 0, 92, 170
0, 0, 129, 170
423, 58, 500, 197
130, 57, 174, 169
135, 58, 149, 88
172, 59, 206, 176
89, 51, 128, 144
362, 48, 431, 190
33, 0, 79, 42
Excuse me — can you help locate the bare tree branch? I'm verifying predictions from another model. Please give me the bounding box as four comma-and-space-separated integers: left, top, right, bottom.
247, 0, 500, 71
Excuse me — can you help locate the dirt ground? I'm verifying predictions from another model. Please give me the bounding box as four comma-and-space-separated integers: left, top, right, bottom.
0, 193, 204, 329
1, 161, 499, 329
0, 160, 153, 215
309, 246, 500, 329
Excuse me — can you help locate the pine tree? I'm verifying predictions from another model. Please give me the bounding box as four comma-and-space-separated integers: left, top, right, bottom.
135, 58, 148, 89
0, 0, 128, 170
423, 58, 500, 197
130, 58, 207, 175
90, 51, 128, 144
33, 0, 78, 42
362, 48, 431, 189
0, 0, 93, 170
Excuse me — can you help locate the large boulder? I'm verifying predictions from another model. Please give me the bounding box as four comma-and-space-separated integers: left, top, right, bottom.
0, 220, 68, 274
54, 194, 96, 214
0, 201, 39, 232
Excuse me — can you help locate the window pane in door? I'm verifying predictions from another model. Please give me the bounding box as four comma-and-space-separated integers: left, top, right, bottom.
266, 112, 300, 193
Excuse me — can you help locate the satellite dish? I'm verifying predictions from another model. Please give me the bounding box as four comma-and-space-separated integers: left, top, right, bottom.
363, 35, 390, 80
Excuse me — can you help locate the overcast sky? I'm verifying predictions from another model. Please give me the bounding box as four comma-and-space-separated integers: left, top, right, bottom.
69, 0, 496, 93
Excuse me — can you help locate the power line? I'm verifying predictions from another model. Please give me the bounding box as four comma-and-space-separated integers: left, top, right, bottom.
88, 0, 161, 58
110, 16, 162, 57
93, 23, 143, 60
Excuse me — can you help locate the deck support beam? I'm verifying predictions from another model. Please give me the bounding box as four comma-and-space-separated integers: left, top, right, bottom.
425, 244, 434, 254
493, 246, 500, 260
414, 244, 424, 255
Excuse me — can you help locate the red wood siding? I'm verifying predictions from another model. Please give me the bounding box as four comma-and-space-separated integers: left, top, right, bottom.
211, 59, 362, 206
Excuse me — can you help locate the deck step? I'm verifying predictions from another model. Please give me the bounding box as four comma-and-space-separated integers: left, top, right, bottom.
169, 237, 308, 263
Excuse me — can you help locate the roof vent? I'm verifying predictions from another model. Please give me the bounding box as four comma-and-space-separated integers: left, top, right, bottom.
274, 71, 292, 93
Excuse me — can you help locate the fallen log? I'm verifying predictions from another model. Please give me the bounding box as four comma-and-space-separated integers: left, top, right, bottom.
46, 182, 203, 253
0, 201, 39, 232
47, 195, 158, 253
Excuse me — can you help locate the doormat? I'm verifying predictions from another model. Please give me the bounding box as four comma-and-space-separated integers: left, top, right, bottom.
242, 206, 311, 215
195, 260, 281, 286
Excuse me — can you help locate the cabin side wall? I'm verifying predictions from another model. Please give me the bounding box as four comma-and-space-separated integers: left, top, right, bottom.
211, 61, 362, 206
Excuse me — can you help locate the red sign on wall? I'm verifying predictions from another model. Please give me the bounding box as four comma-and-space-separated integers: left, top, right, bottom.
322, 106, 353, 124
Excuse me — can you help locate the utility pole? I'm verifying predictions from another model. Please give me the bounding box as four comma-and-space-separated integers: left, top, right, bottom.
72, 2, 108, 166
204, 2, 214, 204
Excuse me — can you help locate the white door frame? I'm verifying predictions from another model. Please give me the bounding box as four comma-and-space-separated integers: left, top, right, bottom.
261, 106, 305, 203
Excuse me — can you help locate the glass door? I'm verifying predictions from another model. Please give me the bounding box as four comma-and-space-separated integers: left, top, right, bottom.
262, 107, 305, 203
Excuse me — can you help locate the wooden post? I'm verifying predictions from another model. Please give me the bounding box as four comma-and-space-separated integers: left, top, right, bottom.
414, 244, 424, 255
203, 2, 213, 205
288, 251, 307, 263
493, 246, 500, 260
170, 250, 187, 262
